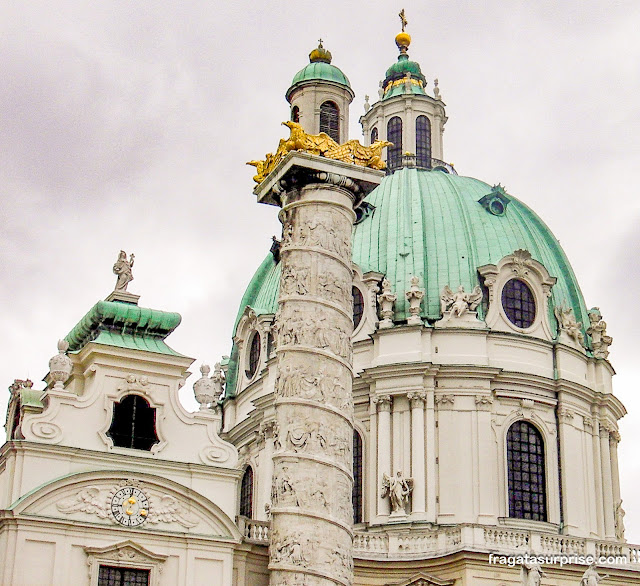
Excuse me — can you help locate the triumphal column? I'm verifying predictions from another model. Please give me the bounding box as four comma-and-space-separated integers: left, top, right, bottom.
251, 129, 386, 585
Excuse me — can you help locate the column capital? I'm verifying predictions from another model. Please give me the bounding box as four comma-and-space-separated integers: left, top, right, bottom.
373, 394, 392, 412
407, 391, 427, 407
255, 151, 384, 208
557, 406, 575, 422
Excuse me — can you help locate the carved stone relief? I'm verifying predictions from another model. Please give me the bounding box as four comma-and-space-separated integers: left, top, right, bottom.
56, 480, 199, 529
587, 307, 613, 359
554, 302, 585, 347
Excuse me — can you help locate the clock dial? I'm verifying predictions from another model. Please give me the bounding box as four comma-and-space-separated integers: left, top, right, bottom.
110, 486, 150, 527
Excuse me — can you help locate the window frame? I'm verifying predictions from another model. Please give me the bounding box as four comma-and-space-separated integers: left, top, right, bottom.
387, 116, 403, 171
501, 278, 537, 330
98, 565, 150, 586
415, 115, 432, 169
239, 466, 254, 519
85, 541, 167, 586
352, 429, 364, 524
506, 420, 548, 522
245, 331, 261, 380
319, 101, 340, 142
106, 394, 160, 452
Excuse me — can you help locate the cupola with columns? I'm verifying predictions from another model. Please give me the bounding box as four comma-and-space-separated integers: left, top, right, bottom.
285, 40, 354, 144
360, 10, 448, 172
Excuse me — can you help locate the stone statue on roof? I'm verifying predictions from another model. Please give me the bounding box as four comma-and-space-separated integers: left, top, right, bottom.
113, 250, 135, 291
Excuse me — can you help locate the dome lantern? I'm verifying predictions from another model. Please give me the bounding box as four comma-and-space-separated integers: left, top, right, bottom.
285, 40, 355, 144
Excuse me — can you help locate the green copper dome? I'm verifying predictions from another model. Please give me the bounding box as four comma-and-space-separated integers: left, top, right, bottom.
227, 168, 590, 395
382, 54, 427, 100
287, 62, 351, 95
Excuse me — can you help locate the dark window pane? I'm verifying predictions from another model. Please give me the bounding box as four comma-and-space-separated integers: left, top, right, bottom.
507, 421, 547, 521
370, 127, 378, 144
352, 430, 363, 523
239, 466, 254, 518
291, 105, 300, 123
246, 332, 261, 378
415, 115, 431, 168
387, 117, 402, 171
320, 101, 340, 142
501, 279, 536, 328
98, 566, 149, 586
107, 395, 158, 451
353, 287, 365, 328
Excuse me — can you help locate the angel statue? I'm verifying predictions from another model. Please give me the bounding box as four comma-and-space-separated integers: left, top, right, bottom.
113, 250, 135, 291
520, 556, 546, 586
440, 284, 483, 317
381, 471, 413, 514
580, 564, 608, 586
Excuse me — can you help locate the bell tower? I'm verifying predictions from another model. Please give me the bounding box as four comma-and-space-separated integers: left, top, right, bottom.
360, 12, 448, 171
286, 40, 355, 144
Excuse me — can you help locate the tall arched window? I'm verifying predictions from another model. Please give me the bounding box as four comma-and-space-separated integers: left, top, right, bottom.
291, 105, 300, 123
320, 101, 340, 142
239, 466, 254, 518
370, 127, 378, 144
387, 117, 402, 171
416, 115, 432, 168
507, 421, 547, 521
107, 395, 159, 451
352, 430, 363, 523
246, 332, 261, 379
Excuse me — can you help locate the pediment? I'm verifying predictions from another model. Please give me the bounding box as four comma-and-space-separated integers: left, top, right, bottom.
387, 572, 455, 586
84, 540, 167, 563
11, 470, 241, 541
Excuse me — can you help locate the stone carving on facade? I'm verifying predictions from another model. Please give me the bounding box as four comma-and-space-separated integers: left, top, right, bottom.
511, 249, 535, 278
275, 307, 351, 361
377, 278, 397, 329
113, 250, 135, 291
558, 407, 574, 422
433, 78, 441, 100
580, 564, 608, 585
555, 303, 585, 347
587, 307, 613, 359
281, 263, 310, 296
270, 530, 310, 567
84, 541, 167, 581
48, 339, 73, 390
475, 394, 493, 410
373, 394, 392, 412
434, 394, 455, 407
439, 285, 483, 317
193, 364, 216, 410
520, 556, 546, 585
405, 275, 425, 325
615, 499, 626, 541
284, 415, 351, 467
317, 269, 350, 305
381, 471, 414, 516
583, 416, 594, 431
297, 211, 350, 259
407, 391, 427, 407
117, 374, 149, 394
275, 362, 351, 411
57, 481, 199, 528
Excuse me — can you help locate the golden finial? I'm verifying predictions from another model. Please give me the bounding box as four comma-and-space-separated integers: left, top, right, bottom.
309, 38, 332, 63
399, 9, 408, 32
395, 9, 411, 54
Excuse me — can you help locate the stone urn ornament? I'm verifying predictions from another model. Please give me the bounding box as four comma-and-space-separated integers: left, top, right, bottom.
377, 278, 397, 329
405, 275, 424, 325
49, 340, 73, 390
193, 364, 216, 410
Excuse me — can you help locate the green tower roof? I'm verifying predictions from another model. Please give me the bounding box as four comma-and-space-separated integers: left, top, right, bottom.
227, 168, 590, 396
287, 62, 351, 95
64, 300, 183, 356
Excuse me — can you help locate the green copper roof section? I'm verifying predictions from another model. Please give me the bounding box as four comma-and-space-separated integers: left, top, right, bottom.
288, 62, 351, 94
351, 168, 589, 330
64, 300, 183, 356
226, 254, 281, 397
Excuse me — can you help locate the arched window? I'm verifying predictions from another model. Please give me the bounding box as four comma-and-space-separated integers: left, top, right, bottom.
352, 430, 363, 523
502, 279, 536, 329
246, 332, 261, 379
416, 115, 432, 168
239, 466, 254, 518
507, 421, 547, 521
291, 105, 300, 123
107, 395, 159, 451
387, 117, 402, 171
320, 101, 340, 142
353, 287, 364, 329
370, 127, 378, 144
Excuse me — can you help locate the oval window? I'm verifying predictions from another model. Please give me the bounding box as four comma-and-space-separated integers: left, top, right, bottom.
501, 279, 536, 329
353, 287, 364, 329
246, 332, 261, 378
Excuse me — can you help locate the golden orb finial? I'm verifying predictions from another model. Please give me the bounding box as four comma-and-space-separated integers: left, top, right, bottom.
309, 38, 332, 64
395, 9, 411, 54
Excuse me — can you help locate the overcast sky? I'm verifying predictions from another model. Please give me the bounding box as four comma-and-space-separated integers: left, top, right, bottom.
2, 1, 639, 543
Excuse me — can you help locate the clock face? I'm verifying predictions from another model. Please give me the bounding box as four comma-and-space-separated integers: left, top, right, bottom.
110, 486, 149, 527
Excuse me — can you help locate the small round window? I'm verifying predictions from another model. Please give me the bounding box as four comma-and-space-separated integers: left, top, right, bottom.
501, 279, 536, 329
353, 287, 364, 329
246, 332, 261, 379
